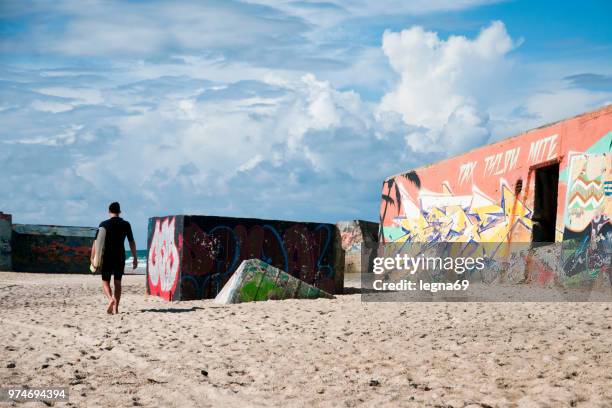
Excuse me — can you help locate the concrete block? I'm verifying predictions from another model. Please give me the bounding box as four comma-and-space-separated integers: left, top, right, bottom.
146, 215, 343, 301
215, 259, 333, 304
336, 220, 378, 274
0, 212, 12, 271
11, 224, 96, 273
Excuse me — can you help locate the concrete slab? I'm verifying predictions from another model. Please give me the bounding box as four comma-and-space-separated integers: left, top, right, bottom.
215, 259, 334, 304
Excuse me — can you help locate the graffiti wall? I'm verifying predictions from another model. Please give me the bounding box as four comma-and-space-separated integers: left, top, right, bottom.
379, 106, 612, 283
147, 216, 184, 301
0, 213, 12, 271
336, 220, 378, 274
11, 224, 97, 273
146, 215, 343, 301
560, 152, 612, 283
380, 106, 612, 245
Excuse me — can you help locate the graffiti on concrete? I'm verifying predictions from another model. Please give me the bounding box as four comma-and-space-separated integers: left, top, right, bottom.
336, 220, 378, 274
181, 219, 335, 300
561, 153, 612, 283
380, 106, 612, 285
565, 154, 607, 230
215, 259, 333, 304
146, 215, 340, 301
11, 224, 96, 273
383, 179, 532, 247
338, 222, 365, 252
147, 217, 182, 301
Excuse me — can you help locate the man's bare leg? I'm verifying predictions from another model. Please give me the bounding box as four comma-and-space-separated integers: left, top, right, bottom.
113, 278, 122, 314
102, 280, 115, 314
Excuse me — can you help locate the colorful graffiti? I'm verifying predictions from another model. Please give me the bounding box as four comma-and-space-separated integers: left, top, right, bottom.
561, 152, 612, 282
337, 221, 368, 252
215, 259, 333, 304
563, 154, 610, 231
380, 106, 612, 285
146, 215, 341, 301
336, 220, 378, 274
148, 217, 182, 301
385, 181, 532, 246
10, 224, 96, 273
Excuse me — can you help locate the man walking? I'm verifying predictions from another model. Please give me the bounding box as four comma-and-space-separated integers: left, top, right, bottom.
91, 202, 137, 314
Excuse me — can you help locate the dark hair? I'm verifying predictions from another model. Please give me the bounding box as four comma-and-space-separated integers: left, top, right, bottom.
109, 202, 121, 214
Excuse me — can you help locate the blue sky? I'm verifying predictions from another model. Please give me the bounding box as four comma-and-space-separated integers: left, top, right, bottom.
1, 0, 611, 246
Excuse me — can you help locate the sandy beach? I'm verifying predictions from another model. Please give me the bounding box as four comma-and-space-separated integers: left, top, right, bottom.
1, 271, 611, 408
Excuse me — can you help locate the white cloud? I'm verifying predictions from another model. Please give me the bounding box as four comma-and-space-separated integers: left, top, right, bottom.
377, 21, 517, 155
76, 73, 402, 190
488, 87, 612, 140
524, 88, 610, 124
5, 71, 408, 241
31, 100, 74, 113
35, 87, 104, 105
377, 22, 612, 154
3, 0, 310, 59
328, 0, 502, 16
247, 0, 502, 25
5, 124, 83, 146
29, 87, 105, 113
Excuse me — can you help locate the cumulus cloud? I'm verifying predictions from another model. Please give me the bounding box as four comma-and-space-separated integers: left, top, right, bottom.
0, 69, 413, 241
377, 21, 517, 155
377, 22, 611, 153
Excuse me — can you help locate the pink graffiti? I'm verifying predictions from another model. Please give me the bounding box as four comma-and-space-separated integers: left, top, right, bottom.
148, 217, 180, 300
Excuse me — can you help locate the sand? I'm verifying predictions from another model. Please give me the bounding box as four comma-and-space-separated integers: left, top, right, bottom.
1, 272, 611, 408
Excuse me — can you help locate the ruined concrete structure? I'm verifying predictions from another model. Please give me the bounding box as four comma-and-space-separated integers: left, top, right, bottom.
215, 259, 334, 304
0, 213, 96, 273
11, 224, 96, 273
146, 215, 344, 301
336, 220, 378, 274
0, 212, 12, 271
380, 106, 612, 285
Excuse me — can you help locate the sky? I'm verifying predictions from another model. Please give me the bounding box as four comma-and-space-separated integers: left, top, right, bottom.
1, 0, 611, 247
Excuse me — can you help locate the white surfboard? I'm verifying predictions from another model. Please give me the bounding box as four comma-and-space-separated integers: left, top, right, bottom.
90, 226, 106, 273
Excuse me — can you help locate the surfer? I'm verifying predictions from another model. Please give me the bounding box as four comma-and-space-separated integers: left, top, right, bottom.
91, 202, 137, 314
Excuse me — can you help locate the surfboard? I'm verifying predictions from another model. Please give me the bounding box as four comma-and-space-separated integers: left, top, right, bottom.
90, 226, 106, 273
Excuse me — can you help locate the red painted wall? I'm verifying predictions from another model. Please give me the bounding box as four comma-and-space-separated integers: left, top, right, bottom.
380, 106, 612, 245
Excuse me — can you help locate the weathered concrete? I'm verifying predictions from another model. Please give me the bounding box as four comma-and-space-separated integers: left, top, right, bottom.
11, 224, 96, 273
215, 259, 334, 304
0, 212, 12, 271
146, 215, 344, 301
336, 220, 378, 274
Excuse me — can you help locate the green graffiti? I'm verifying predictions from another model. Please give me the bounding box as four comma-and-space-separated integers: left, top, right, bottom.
219, 258, 334, 304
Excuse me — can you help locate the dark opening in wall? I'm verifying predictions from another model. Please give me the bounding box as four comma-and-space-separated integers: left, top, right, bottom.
531, 163, 559, 244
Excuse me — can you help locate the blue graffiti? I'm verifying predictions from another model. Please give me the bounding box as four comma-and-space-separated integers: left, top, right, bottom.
314, 224, 333, 280
179, 222, 335, 299
262, 224, 288, 272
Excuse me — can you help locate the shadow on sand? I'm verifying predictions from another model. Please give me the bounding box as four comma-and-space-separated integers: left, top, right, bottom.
140, 307, 205, 313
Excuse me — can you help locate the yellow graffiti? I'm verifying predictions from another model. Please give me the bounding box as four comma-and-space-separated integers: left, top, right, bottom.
392, 183, 533, 245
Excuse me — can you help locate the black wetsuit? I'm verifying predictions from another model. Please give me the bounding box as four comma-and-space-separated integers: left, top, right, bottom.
95, 217, 134, 281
